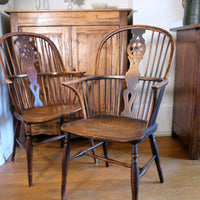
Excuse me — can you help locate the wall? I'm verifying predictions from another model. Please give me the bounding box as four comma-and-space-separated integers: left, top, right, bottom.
133, 0, 184, 136
7, 0, 184, 136
13, 0, 129, 9
0, 0, 184, 166
0, 0, 14, 167
0, 0, 14, 13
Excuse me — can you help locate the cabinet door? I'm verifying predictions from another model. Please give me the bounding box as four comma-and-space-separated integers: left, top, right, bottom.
71, 26, 119, 75
19, 26, 72, 71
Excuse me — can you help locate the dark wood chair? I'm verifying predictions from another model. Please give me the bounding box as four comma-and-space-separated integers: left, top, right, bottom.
0, 32, 85, 187
61, 25, 175, 200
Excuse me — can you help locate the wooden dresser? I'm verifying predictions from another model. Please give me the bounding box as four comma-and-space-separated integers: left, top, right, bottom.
5, 9, 132, 75
171, 25, 200, 160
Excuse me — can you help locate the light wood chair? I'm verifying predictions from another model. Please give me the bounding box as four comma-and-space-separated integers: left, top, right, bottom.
0, 32, 85, 187
61, 25, 175, 200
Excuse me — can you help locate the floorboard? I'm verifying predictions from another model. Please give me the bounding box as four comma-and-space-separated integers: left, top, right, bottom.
0, 136, 199, 200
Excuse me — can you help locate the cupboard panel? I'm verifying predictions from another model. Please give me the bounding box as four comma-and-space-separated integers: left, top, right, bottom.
71, 25, 119, 74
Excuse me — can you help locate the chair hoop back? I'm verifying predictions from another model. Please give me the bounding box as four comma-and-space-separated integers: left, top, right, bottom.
95, 25, 175, 79
0, 32, 83, 112
83, 25, 175, 121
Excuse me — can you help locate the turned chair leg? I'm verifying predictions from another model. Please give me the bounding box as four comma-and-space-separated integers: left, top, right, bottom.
61, 134, 71, 200
149, 134, 164, 183
25, 124, 33, 187
11, 120, 21, 161
131, 144, 139, 200
102, 141, 109, 167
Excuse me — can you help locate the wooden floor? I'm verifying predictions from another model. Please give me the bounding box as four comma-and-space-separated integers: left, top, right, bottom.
0, 136, 200, 200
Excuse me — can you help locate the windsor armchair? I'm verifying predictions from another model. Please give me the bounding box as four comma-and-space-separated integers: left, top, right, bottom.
60, 25, 175, 200
0, 32, 85, 187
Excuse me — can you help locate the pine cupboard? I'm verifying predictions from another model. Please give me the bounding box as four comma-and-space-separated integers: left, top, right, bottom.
5, 9, 132, 75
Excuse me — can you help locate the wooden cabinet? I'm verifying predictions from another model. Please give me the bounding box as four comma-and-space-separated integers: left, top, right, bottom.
5, 9, 132, 75
171, 25, 200, 160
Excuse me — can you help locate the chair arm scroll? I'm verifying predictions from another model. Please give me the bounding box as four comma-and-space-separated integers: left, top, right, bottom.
4, 77, 13, 84
151, 79, 168, 90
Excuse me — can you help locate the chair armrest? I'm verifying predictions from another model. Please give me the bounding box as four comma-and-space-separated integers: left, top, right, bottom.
37, 71, 85, 77
7, 71, 85, 79
62, 76, 92, 85
139, 77, 168, 90
62, 75, 125, 86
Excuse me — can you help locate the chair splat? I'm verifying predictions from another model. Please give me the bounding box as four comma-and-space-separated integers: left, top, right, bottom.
121, 29, 146, 118
19, 35, 42, 107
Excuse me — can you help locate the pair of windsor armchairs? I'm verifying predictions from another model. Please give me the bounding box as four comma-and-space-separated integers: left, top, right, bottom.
0, 25, 174, 200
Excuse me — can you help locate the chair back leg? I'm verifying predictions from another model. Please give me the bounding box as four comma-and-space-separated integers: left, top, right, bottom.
131, 144, 139, 200
90, 139, 98, 165
60, 117, 65, 148
149, 134, 164, 183
102, 141, 109, 167
25, 124, 33, 187
61, 134, 71, 200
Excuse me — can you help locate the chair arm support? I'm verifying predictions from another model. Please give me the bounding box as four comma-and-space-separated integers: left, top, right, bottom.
61, 83, 87, 119
146, 80, 167, 127
4, 78, 22, 114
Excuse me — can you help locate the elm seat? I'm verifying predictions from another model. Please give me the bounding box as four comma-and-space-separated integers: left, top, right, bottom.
61, 25, 175, 200
61, 116, 157, 143
21, 104, 81, 124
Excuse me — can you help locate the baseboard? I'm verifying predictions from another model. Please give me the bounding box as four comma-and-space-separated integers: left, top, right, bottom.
0, 144, 13, 167
155, 131, 172, 137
